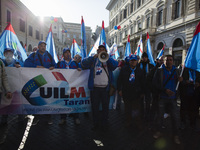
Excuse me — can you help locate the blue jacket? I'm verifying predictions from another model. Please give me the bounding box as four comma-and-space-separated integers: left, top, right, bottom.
24, 50, 56, 68
2, 59, 23, 67
56, 59, 82, 69
81, 56, 118, 90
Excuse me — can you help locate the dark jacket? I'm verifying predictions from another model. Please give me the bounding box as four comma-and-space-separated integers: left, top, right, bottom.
179, 67, 200, 98
153, 64, 180, 99
117, 65, 145, 100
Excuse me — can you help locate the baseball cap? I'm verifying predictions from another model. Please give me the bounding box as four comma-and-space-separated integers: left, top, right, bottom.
4, 48, 14, 53
38, 41, 47, 46
129, 54, 138, 61
63, 48, 70, 54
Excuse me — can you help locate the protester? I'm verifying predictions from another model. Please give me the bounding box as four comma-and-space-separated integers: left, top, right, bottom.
147, 56, 164, 124
24, 41, 56, 125
117, 54, 144, 128
0, 58, 13, 144
56, 48, 81, 125
32, 46, 38, 52
152, 55, 181, 144
179, 67, 200, 130
1, 48, 25, 126
138, 52, 154, 121
81, 45, 118, 131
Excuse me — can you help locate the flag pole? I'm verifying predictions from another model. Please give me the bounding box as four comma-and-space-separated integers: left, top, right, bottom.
175, 65, 184, 91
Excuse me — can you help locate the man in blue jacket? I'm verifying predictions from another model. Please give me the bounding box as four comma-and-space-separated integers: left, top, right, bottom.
24, 41, 55, 69
56, 48, 81, 125
24, 41, 56, 125
152, 55, 181, 144
81, 45, 118, 131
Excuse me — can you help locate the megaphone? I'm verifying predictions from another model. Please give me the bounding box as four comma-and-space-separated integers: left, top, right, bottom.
98, 51, 109, 62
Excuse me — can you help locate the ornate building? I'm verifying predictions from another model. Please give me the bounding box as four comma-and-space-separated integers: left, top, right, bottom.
106, 0, 200, 65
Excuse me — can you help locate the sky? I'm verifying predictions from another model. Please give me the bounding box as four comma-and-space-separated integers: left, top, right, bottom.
20, 0, 110, 32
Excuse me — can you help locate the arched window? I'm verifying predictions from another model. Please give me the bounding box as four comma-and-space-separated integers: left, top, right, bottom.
28, 44, 32, 52
173, 38, 183, 47
157, 42, 164, 50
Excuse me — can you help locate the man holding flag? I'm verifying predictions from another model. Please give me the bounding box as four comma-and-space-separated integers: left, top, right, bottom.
152, 55, 182, 144
138, 52, 154, 121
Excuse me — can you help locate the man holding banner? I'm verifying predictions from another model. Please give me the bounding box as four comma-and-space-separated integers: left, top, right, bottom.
24, 41, 56, 125
81, 45, 118, 131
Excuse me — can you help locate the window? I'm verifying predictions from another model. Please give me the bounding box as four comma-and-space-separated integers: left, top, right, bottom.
138, 22, 141, 31
120, 11, 123, 22
54, 26, 56, 29
20, 19, 25, 32
28, 45, 32, 52
124, 29, 127, 38
116, 15, 118, 25
175, 0, 181, 19
36, 30, 40, 40
158, 9, 163, 26
29, 25, 33, 36
131, 26, 134, 34
137, 0, 141, 8
124, 7, 127, 19
7, 10, 11, 23
146, 17, 150, 28
73, 34, 76, 38
67, 34, 70, 38
79, 35, 81, 39
173, 38, 183, 47
130, 0, 134, 13
41, 34, 43, 40
115, 36, 117, 43
120, 32, 122, 42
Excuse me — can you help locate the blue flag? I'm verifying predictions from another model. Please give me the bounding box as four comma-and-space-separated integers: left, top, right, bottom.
135, 35, 143, 58
146, 32, 156, 66
70, 39, 81, 58
81, 16, 87, 59
46, 24, 58, 63
124, 35, 131, 59
99, 21, 107, 48
0, 23, 27, 62
185, 22, 200, 72
110, 43, 119, 60
156, 44, 165, 60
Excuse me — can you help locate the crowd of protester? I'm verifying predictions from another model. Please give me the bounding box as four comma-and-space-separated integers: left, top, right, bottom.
0, 41, 200, 145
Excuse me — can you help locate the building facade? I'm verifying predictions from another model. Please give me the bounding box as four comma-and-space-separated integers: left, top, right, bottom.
0, 0, 92, 58
106, 0, 200, 65
0, 0, 50, 55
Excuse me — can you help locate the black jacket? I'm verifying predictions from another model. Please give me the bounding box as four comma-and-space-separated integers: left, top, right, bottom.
117, 65, 145, 100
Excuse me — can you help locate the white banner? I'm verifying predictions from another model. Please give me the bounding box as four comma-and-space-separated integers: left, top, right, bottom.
0, 68, 91, 114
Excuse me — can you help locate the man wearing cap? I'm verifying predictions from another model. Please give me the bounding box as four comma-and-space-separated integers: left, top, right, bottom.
1, 48, 25, 126
2, 48, 21, 67
0, 59, 12, 144
81, 44, 118, 131
24, 41, 56, 125
24, 41, 55, 69
118, 55, 144, 128
138, 52, 154, 121
56, 48, 81, 125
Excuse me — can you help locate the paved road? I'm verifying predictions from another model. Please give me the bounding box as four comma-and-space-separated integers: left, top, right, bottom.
0, 104, 200, 150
